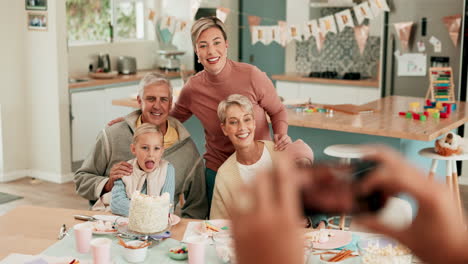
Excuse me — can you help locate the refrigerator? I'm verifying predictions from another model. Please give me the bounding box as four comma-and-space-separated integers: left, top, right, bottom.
382, 0, 465, 98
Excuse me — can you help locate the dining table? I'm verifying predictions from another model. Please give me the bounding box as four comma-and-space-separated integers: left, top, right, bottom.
0, 205, 423, 263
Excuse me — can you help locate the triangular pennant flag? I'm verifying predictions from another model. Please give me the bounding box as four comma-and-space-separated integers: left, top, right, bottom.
319, 15, 337, 36
261, 26, 272, 45
394, 22, 414, 52
175, 19, 189, 32
190, 0, 201, 20
251, 26, 262, 45
305, 20, 320, 40
315, 33, 326, 52
354, 2, 374, 25
354, 25, 370, 55
335, 9, 354, 32
278, 20, 289, 47
216, 7, 230, 23
160, 16, 175, 31
247, 15, 262, 27
370, 0, 390, 17
443, 14, 462, 47
148, 9, 156, 22
270, 26, 281, 45
288, 24, 302, 41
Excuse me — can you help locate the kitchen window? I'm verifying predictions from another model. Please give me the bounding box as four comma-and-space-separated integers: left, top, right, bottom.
66, 0, 149, 44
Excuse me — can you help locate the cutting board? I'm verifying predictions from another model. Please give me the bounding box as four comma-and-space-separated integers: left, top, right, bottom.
324, 104, 377, 115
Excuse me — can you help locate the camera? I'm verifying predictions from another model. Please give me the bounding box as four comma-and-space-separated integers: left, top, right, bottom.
301, 160, 386, 216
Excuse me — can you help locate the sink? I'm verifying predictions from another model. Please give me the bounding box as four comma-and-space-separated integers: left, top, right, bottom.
69, 78, 91, 84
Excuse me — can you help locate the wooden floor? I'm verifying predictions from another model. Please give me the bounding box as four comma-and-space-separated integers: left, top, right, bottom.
2, 176, 468, 217
0, 177, 89, 216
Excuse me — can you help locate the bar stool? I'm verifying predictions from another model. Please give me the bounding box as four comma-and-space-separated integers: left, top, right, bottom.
324, 144, 368, 230
418, 147, 466, 218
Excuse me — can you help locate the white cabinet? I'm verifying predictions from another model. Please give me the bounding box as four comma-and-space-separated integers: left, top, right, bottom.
71, 84, 139, 162
71, 89, 108, 162
276, 81, 380, 105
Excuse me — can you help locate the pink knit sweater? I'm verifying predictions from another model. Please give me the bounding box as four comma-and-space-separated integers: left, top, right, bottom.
170, 59, 288, 171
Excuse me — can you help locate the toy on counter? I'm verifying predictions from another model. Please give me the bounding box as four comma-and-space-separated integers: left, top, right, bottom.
435, 132, 468, 156
398, 100, 456, 121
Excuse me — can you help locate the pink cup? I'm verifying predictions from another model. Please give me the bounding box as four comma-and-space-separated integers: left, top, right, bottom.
186, 236, 207, 264
73, 222, 93, 253
90, 237, 112, 264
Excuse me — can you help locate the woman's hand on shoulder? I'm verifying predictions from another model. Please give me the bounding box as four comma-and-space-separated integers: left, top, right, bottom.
274, 134, 292, 151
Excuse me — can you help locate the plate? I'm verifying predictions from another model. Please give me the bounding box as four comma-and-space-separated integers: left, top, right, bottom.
115, 217, 171, 239
91, 220, 117, 235
305, 230, 352, 250
196, 220, 231, 236
88, 71, 119, 79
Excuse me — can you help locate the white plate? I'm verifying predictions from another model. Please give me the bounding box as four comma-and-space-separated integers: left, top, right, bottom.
90, 219, 117, 235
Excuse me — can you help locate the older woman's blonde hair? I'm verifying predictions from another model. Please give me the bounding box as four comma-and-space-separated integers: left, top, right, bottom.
133, 123, 164, 144
137, 72, 173, 99
217, 94, 254, 124
191, 16, 228, 49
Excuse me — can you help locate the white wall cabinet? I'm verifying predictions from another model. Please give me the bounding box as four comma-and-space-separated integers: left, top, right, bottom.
71, 84, 138, 162
276, 81, 380, 105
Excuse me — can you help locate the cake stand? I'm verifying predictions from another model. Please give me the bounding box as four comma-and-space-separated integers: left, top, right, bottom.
114, 217, 172, 244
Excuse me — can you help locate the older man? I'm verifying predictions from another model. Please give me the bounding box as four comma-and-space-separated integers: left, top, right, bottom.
74, 73, 208, 219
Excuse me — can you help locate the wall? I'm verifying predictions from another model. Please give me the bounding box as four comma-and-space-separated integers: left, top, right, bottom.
68, 41, 158, 76
0, 0, 30, 180
0, 0, 72, 183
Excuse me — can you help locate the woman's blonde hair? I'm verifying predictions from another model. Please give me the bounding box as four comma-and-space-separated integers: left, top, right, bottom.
191, 16, 228, 49
217, 94, 254, 124
133, 123, 164, 144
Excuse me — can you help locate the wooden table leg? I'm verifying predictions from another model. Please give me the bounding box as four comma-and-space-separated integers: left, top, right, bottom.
446, 160, 453, 193
452, 160, 463, 219
428, 159, 438, 181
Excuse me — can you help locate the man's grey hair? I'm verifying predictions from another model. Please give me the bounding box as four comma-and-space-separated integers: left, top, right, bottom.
137, 72, 173, 98
217, 94, 254, 124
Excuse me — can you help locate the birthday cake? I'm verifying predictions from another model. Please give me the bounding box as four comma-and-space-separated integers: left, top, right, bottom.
128, 192, 170, 234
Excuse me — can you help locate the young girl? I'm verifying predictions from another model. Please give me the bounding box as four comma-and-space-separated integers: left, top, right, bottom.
105, 123, 175, 216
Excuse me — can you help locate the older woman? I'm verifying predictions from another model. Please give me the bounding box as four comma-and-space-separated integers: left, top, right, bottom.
170, 17, 291, 204
210, 94, 326, 228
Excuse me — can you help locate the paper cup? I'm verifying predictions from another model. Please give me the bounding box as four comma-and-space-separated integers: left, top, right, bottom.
91, 237, 112, 264
73, 222, 93, 253
122, 240, 148, 263
186, 236, 207, 264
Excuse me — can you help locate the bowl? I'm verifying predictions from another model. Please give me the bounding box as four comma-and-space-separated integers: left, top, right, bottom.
167, 246, 188, 260
121, 240, 148, 263
357, 236, 412, 264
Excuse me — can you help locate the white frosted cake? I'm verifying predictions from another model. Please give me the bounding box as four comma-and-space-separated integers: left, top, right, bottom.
128, 192, 170, 234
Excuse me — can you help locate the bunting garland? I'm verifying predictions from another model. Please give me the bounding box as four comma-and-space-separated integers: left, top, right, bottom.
154, 0, 392, 53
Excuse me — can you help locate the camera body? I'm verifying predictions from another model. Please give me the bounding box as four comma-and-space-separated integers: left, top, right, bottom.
302, 160, 385, 216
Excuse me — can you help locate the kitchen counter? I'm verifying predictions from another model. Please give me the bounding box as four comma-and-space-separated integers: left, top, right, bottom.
272, 73, 379, 88
69, 69, 194, 91
287, 95, 468, 141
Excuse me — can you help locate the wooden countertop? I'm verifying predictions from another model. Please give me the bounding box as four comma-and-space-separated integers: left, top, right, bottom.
69, 69, 194, 90
0, 205, 193, 259
272, 73, 379, 88
288, 96, 468, 141
112, 95, 468, 141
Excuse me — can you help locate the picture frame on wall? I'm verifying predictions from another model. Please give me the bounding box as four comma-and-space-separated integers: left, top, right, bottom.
25, 0, 47, 11
27, 12, 48, 31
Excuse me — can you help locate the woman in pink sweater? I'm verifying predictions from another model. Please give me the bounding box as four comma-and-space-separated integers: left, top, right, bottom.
171, 17, 291, 204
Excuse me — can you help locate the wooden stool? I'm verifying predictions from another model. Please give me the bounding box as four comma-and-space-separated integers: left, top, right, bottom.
324, 144, 368, 230
418, 147, 466, 218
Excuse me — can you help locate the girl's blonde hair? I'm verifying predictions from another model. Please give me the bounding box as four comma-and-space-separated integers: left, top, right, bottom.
133, 123, 164, 144
191, 16, 228, 49
217, 94, 254, 124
